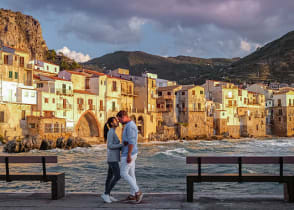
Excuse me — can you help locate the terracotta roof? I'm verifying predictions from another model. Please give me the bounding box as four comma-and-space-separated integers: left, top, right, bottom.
66, 70, 89, 76
33, 69, 58, 75
41, 75, 71, 82
157, 85, 181, 91
82, 69, 106, 76
73, 89, 96, 95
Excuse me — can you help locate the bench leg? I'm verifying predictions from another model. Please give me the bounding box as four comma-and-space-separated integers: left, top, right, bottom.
187, 176, 194, 202
284, 181, 294, 202
52, 174, 65, 200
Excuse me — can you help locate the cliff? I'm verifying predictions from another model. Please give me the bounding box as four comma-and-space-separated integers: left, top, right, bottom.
0, 9, 48, 60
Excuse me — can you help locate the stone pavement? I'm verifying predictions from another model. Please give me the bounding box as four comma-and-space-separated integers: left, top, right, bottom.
0, 192, 294, 210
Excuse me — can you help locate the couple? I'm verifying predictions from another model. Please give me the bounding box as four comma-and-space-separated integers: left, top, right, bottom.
101, 110, 143, 204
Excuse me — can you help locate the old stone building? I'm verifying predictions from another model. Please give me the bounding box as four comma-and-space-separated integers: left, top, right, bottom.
176, 85, 213, 138
0, 45, 37, 139
272, 90, 294, 136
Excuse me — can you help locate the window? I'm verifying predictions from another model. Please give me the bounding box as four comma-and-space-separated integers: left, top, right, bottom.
86, 78, 90, 89
52, 98, 55, 103
55, 67, 57, 72
112, 81, 117, 91
279, 109, 283, 115
15, 72, 18, 79
0, 111, 4, 122
192, 90, 195, 96
54, 123, 60, 133
112, 101, 116, 111
63, 111, 66, 117
158, 91, 162, 96
128, 85, 132, 94
21, 110, 26, 120
77, 98, 84, 104
100, 100, 103, 111
278, 99, 281, 106
37, 83, 43, 88
88, 99, 93, 105
167, 92, 171, 95
290, 99, 292, 106
45, 123, 53, 133
200, 90, 204, 95
20, 57, 24, 67
182, 92, 185, 95
8, 71, 13, 78
198, 103, 201, 110
44, 98, 49, 103
4, 55, 8, 64
29, 123, 35, 128
47, 66, 49, 70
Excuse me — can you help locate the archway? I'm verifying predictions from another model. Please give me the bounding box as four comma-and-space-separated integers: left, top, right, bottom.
75, 111, 101, 137
137, 116, 144, 136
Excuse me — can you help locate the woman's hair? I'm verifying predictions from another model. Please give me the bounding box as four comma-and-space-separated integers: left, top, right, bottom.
103, 117, 116, 142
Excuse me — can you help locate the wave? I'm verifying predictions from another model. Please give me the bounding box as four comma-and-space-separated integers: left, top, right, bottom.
154, 148, 189, 159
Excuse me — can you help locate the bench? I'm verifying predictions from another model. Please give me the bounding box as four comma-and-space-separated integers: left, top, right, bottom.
186, 156, 294, 202
0, 156, 65, 200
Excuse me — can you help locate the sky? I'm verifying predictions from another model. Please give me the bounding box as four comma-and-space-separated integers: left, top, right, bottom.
1, 0, 294, 62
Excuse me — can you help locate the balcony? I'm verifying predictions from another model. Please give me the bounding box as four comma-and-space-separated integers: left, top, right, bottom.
26, 64, 33, 70
161, 95, 173, 100
89, 104, 96, 110
151, 93, 158, 99
57, 104, 72, 110
189, 108, 204, 112
157, 107, 173, 112
78, 104, 85, 110
24, 80, 33, 86
56, 89, 73, 96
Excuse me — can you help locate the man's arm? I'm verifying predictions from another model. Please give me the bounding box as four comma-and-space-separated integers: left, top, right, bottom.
126, 126, 137, 163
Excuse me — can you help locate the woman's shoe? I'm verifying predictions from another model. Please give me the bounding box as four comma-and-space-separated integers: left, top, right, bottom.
109, 195, 118, 202
101, 193, 112, 203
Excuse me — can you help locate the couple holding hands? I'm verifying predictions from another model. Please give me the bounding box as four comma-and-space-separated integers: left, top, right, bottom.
101, 110, 143, 204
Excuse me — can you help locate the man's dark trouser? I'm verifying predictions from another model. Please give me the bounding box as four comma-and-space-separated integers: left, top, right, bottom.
105, 162, 121, 195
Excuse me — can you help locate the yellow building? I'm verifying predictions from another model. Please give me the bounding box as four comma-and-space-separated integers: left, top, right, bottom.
0, 45, 37, 140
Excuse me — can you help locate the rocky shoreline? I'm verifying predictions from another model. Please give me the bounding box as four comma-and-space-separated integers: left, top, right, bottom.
3, 136, 91, 153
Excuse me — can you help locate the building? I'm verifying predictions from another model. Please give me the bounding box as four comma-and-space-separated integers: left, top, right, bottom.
176, 85, 213, 138
0, 45, 37, 139
30, 60, 60, 74
272, 90, 294, 136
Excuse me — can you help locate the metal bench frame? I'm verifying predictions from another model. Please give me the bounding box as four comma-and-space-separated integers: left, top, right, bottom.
186, 156, 294, 202
0, 156, 65, 200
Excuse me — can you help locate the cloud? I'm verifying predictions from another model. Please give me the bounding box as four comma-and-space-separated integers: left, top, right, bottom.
240, 40, 251, 52
3, 0, 294, 57
57, 46, 91, 62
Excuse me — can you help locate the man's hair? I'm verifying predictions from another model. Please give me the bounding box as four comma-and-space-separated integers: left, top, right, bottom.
116, 110, 128, 118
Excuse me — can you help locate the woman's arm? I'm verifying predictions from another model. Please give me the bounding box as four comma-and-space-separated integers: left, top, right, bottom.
107, 130, 123, 150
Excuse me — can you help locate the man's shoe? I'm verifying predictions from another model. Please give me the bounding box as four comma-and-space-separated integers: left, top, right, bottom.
109, 195, 118, 202
101, 193, 112, 203
134, 191, 143, 204
123, 194, 136, 202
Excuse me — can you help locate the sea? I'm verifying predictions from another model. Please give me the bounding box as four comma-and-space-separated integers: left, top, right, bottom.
1, 138, 294, 198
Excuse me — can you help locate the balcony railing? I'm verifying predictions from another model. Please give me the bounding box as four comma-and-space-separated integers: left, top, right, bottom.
26, 64, 33, 70
24, 80, 33, 86
89, 104, 96, 110
57, 104, 72, 110
78, 104, 85, 110
56, 89, 73, 96
99, 106, 104, 111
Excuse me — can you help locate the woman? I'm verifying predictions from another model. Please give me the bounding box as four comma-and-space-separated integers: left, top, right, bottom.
101, 117, 123, 203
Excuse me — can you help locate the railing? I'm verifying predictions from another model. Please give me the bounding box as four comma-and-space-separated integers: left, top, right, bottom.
24, 80, 33, 86
26, 64, 33, 70
89, 104, 95, 110
78, 104, 85, 110
160, 95, 173, 99
57, 104, 72, 110
56, 89, 73, 95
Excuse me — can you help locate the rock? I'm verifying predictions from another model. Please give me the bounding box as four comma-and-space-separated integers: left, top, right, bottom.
56, 137, 65, 148
40, 139, 49, 150
32, 135, 42, 149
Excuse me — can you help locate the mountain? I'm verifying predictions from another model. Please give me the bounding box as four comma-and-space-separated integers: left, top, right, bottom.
224, 31, 294, 84
83, 51, 237, 84
0, 9, 48, 60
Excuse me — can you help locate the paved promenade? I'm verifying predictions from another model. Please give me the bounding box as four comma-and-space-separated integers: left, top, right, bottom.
0, 192, 294, 210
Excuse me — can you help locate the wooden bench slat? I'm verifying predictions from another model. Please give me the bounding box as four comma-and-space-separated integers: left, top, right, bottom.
0, 156, 58, 163
187, 156, 294, 164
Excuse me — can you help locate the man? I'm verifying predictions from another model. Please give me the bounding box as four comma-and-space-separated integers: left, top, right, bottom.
116, 110, 143, 204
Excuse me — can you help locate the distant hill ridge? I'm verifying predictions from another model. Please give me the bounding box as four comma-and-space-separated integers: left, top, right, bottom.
83, 51, 237, 84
